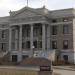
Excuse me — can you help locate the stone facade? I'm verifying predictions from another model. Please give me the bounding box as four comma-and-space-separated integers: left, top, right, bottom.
0, 6, 75, 63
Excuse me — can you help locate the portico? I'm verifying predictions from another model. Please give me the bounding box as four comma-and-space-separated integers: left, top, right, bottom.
9, 21, 50, 62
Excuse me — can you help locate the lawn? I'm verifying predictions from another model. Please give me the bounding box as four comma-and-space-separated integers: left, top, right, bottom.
0, 68, 38, 75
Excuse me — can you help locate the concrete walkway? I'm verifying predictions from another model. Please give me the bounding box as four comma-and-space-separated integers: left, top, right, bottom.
53, 68, 75, 75
53, 66, 75, 75
53, 66, 75, 71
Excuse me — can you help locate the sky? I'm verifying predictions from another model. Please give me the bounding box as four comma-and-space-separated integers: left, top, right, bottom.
0, 0, 75, 17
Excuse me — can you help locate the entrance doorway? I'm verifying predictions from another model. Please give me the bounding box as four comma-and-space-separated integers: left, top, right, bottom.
63, 55, 68, 64
12, 55, 18, 62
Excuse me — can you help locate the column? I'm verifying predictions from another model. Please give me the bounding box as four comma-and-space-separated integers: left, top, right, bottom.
30, 24, 34, 57
18, 25, 22, 62
47, 25, 51, 50
9, 26, 12, 61
9, 27, 12, 51
15, 27, 18, 50
19, 25, 22, 51
42, 23, 46, 50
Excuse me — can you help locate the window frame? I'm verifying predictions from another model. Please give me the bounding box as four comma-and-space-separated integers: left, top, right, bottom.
52, 40, 57, 49
63, 40, 69, 49
63, 25, 69, 34
51, 26, 57, 35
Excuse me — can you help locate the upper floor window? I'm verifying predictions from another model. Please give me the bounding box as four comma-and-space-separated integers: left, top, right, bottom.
2, 30, 5, 38
52, 19, 57, 23
63, 40, 68, 49
22, 43, 25, 49
63, 25, 69, 34
52, 41, 57, 49
51, 26, 57, 35
26, 29, 30, 37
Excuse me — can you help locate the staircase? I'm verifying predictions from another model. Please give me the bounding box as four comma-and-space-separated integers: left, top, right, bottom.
0, 51, 10, 65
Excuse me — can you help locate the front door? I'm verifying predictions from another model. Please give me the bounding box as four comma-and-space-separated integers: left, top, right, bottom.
12, 55, 17, 62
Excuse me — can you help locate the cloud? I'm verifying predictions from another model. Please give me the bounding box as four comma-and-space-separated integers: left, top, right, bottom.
47, 0, 74, 10
0, 0, 74, 17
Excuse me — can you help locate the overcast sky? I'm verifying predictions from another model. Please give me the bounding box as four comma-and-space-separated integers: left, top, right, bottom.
0, 0, 75, 17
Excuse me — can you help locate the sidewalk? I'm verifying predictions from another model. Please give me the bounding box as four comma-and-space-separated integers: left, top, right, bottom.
53, 66, 75, 71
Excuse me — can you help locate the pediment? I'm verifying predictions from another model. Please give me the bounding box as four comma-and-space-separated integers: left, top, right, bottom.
11, 7, 42, 18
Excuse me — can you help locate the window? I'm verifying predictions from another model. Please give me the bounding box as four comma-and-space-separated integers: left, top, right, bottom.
63, 40, 68, 49
26, 41, 30, 49
22, 55, 28, 59
25, 27, 30, 37
33, 27, 38, 36
52, 19, 57, 23
22, 43, 25, 49
63, 25, 69, 34
39, 27, 42, 36
2, 30, 5, 38
12, 42, 15, 50
52, 41, 57, 49
38, 41, 42, 48
51, 26, 57, 35
63, 55, 68, 63
63, 18, 68, 22
1, 43, 6, 51
34, 41, 37, 48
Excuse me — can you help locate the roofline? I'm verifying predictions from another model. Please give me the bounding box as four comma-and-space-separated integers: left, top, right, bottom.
50, 8, 74, 12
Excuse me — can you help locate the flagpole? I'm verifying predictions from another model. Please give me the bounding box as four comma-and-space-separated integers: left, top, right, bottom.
27, 0, 28, 7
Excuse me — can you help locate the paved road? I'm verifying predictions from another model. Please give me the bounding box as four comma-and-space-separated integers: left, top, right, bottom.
53, 68, 75, 75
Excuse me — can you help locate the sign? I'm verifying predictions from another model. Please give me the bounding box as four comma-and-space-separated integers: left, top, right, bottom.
40, 66, 51, 71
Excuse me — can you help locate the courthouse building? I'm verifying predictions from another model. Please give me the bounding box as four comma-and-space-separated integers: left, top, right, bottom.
0, 6, 75, 63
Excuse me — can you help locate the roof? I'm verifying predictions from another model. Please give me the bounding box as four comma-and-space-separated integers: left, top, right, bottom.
20, 57, 51, 67
10, 6, 49, 17
10, 7, 75, 18
0, 7, 74, 24
0, 16, 9, 23
50, 8, 74, 18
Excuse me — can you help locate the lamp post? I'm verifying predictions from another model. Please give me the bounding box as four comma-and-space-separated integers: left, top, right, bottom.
32, 45, 35, 57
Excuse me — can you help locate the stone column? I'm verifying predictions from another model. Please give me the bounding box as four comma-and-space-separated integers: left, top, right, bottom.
9, 27, 12, 51
47, 25, 51, 50
30, 24, 34, 57
15, 27, 18, 50
9, 26, 12, 61
42, 23, 46, 51
19, 25, 22, 51
18, 25, 22, 62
